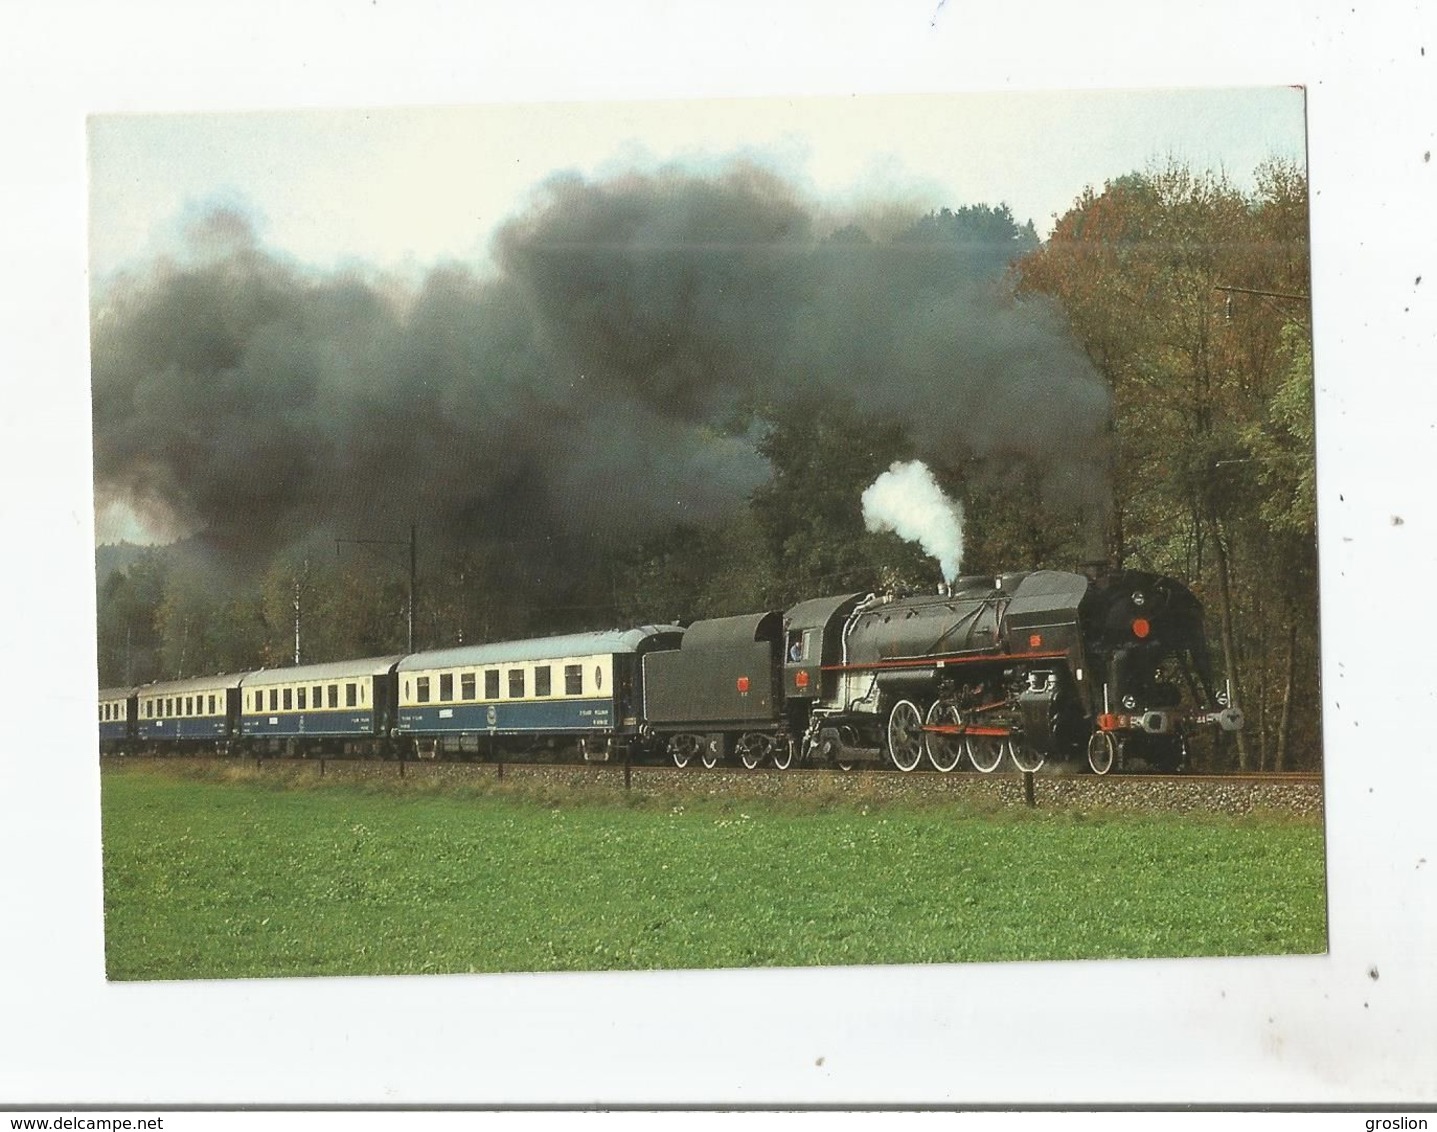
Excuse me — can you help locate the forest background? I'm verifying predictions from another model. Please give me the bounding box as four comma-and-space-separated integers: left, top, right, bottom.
93, 158, 1317, 772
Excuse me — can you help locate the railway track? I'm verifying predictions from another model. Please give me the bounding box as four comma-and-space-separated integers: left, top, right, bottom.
102, 754, 1324, 816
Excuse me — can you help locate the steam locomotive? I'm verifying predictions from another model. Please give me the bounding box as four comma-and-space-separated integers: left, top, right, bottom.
98, 565, 1242, 775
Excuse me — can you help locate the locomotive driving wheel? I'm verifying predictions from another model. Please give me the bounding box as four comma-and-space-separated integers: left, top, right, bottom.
1087, 730, 1117, 775
737, 732, 772, 770
924, 700, 964, 773
701, 737, 721, 769
886, 699, 925, 773
771, 737, 796, 770
1009, 736, 1045, 773
966, 732, 1005, 773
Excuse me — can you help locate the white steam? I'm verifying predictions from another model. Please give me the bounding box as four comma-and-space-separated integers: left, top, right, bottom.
861, 460, 966, 582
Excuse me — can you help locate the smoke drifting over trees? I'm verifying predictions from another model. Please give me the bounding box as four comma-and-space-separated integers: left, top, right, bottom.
91, 162, 1108, 577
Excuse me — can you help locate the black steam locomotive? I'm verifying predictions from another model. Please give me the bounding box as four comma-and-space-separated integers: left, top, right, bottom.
100, 565, 1240, 775
643, 566, 1241, 775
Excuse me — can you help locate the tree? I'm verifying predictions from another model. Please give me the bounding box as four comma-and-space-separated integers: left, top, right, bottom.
1016, 160, 1319, 770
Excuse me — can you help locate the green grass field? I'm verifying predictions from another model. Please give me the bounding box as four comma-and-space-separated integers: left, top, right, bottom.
100, 765, 1327, 980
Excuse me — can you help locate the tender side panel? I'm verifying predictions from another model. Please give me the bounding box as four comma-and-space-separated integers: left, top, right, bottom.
644, 612, 782, 730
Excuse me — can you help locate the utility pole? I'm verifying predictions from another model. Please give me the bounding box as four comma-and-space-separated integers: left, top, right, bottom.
336, 525, 418, 653
294, 558, 310, 664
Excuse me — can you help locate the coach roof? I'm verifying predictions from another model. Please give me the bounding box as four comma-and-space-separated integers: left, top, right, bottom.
133, 672, 248, 696
241, 655, 406, 688
398, 626, 682, 672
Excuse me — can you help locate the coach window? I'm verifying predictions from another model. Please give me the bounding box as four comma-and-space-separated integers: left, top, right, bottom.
564, 664, 583, 695
297, 687, 307, 710
346, 683, 357, 707
416, 676, 431, 704
328, 684, 338, 708
440, 673, 454, 702
461, 673, 475, 700
508, 669, 525, 699
208, 694, 216, 714
535, 666, 552, 697
484, 670, 500, 699
283, 688, 292, 711
267, 689, 277, 711
313, 685, 323, 708
183, 696, 191, 715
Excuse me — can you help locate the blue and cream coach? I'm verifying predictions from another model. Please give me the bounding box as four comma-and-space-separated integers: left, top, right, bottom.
99, 686, 136, 753
133, 673, 245, 750
394, 627, 682, 760
240, 655, 404, 754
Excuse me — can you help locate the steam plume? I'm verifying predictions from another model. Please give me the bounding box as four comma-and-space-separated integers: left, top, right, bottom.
862, 460, 966, 582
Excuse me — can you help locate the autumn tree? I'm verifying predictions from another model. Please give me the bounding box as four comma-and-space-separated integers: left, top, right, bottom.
1016, 160, 1319, 770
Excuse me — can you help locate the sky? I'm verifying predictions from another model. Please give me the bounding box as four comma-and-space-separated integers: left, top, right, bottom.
89, 87, 1307, 288
6, 0, 1436, 1111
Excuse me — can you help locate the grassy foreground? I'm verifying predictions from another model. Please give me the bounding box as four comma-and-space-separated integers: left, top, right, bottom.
101, 765, 1327, 980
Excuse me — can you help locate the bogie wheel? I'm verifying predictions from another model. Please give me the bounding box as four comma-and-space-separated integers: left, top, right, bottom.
670, 734, 700, 769
700, 738, 721, 769
1087, 731, 1118, 775
737, 733, 772, 770
1009, 736, 1044, 773
772, 738, 795, 770
966, 733, 1005, 774
924, 700, 965, 773
886, 699, 925, 773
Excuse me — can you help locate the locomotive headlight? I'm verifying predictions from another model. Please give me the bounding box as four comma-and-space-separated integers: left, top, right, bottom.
1131, 591, 1146, 606
1122, 694, 1137, 709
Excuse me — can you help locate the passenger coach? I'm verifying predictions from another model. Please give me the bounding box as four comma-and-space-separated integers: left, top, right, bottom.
99, 686, 137, 754
134, 673, 245, 751
395, 626, 683, 760
240, 656, 404, 756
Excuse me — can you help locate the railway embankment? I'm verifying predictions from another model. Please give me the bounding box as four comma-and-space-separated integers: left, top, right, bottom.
101, 756, 1324, 818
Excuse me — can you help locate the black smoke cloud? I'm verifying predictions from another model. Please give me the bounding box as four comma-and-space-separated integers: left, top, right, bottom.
91, 162, 1108, 574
